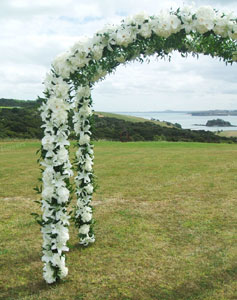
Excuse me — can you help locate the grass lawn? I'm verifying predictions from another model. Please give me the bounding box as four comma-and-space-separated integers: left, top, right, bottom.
0, 140, 236, 300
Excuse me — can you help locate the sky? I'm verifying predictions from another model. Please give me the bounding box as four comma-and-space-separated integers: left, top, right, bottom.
0, 0, 236, 112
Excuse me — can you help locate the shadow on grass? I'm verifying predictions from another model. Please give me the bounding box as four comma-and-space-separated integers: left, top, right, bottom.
145, 265, 237, 300
0, 280, 50, 300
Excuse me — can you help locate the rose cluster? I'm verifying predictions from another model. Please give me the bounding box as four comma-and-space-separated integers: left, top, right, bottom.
52, 5, 236, 78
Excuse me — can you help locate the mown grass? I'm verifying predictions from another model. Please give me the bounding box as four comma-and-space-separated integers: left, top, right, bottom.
0, 140, 237, 300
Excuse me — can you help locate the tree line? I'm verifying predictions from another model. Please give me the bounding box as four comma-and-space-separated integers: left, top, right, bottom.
0, 98, 236, 144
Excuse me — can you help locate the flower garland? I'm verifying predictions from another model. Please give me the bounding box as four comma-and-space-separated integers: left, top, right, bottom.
39, 75, 73, 284
72, 86, 95, 246
38, 5, 237, 284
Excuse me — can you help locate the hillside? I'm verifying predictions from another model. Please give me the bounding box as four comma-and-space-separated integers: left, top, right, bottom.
0, 98, 237, 143
94, 111, 174, 128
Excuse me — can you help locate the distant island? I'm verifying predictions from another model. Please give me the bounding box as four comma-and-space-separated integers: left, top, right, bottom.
194, 119, 235, 127
191, 110, 237, 116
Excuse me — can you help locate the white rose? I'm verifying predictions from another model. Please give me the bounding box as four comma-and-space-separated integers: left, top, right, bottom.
81, 211, 92, 222
81, 206, 92, 222
79, 224, 90, 235
56, 148, 68, 165
42, 135, 55, 151
195, 6, 215, 34
115, 28, 135, 47
57, 186, 70, 204
139, 23, 152, 38
79, 133, 90, 145
42, 186, 54, 200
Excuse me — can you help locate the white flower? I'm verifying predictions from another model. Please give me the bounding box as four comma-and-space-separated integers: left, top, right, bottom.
75, 86, 91, 101
53, 78, 70, 99
51, 253, 65, 268
91, 44, 104, 60
152, 13, 181, 38
42, 135, 55, 151
42, 186, 54, 200
42, 206, 54, 221
115, 28, 136, 47
81, 210, 92, 223
79, 234, 95, 246
56, 209, 70, 225
43, 262, 55, 284
91, 67, 107, 82
133, 11, 149, 25
55, 147, 68, 165
42, 250, 54, 263
76, 148, 83, 159
84, 160, 93, 172
79, 224, 90, 235
52, 238, 69, 254
77, 104, 92, 118
42, 166, 54, 184
194, 6, 215, 34
46, 97, 70, 126
79, 133, 90, 145
85, 184, 93, 194
60, 266, 68, 278
57, 186, 70, 204
53, 52, 71, 78
179, 5, 195, 33
139, 23, 152, 38
75, 171, 92, 184
44, 72, 55, 92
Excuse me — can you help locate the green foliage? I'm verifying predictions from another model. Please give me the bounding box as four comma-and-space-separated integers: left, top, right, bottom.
91, 114, 237, 144
0, 98, 39, 107
0, 100, 236, 144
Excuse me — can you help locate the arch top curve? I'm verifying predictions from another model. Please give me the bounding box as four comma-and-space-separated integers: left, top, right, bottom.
46, 5, 236, 92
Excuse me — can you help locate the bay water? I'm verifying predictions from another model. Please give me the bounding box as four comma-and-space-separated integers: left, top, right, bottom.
116, 112, 237, 132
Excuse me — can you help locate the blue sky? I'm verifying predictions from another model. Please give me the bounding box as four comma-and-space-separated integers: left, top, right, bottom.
0, 0, 236, 111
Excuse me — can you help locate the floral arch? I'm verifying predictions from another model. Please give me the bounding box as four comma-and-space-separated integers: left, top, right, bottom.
38, 5, 237, 283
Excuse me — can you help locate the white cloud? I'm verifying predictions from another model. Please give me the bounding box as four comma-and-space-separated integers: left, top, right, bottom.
0, 0, 236, 111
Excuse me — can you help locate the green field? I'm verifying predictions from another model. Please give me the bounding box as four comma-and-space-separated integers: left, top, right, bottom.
0, 140, 236, 300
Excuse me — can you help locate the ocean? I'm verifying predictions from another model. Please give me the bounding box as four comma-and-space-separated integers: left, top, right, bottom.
116, 112, 237, 132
